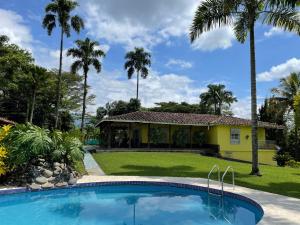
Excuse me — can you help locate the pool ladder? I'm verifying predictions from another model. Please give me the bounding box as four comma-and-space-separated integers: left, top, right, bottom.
207, 165, 235, 197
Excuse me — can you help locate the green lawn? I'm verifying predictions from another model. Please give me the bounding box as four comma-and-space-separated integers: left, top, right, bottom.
74, 160, 87, 176
93, 152, 300, 199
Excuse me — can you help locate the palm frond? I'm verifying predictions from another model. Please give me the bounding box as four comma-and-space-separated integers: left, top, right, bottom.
127, 67, 135, 79
190, 0, 235, 42
67, 48, 83, 58
42, 14, 56, 35
45, 2, 58, 13
140, 67, 149, 79
234, 13, 249, 43
262, 7, 300, 35
93, 49, 105, 58
70, 60, 83, 74
92, 59, 102, 73
71, 15, 84, 33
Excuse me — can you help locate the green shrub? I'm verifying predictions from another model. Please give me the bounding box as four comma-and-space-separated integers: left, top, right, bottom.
149, 127, 166, 145
286, 159, 300, 168
273, 152, 291, 167
4, 123, 53, 168
51, 131, 84, 166
193, 130, 205, 147
172, 128, 189, 147
3, 124, 84, 170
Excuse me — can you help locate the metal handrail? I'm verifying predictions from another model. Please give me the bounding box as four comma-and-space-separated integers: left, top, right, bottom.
207, 164, 220, 193
221, 166, 235, 195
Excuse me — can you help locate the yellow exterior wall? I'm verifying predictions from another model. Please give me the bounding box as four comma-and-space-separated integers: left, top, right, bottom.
214, 125, 275, 165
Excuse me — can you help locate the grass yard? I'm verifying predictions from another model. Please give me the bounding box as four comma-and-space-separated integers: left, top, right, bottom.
74, 160, 87, 175
93, 152, 300, 199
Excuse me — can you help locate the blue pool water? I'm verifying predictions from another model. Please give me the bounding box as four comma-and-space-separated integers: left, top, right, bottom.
0, 184, 263, 225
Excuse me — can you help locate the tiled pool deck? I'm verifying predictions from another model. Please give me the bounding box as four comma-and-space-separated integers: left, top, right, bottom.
0, 175, 299, 225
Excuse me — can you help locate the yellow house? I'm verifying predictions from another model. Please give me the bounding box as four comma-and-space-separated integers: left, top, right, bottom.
97, 111, 284, 165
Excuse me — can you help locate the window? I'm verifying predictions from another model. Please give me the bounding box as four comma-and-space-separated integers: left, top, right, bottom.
230, 128, 240, 144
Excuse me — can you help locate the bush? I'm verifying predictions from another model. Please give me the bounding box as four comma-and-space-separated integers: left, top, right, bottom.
193, 130, 205, 147
3, 124, 84, 170
4, 124, 52, 168
286, 159, 300, 168
273, 152, 291, 167
51, 131, 84, 167
149, 127, 166, 145
0, 125, 12, 176
172, 128, 189, 147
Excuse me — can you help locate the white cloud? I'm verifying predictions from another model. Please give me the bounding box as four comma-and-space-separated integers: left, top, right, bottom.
80, 0, 201, 50
264, 27, 284, 37
87, 69, 205, 114
257, 58, 300, 82
79, 0, 234, 51
166, 59, 193, 69
0, 9, 33, 51
191, 26, 235, 51
231, 96, 264, 119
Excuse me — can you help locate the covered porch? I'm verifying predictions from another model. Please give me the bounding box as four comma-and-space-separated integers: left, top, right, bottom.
99, 121, 218, 152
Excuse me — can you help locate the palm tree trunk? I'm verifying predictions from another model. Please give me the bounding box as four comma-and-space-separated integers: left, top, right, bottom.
136, 70, 139, 100
29, 86, 36, 123
249, 22, 260, 176
81, 68, 88, 133
25, 100, 30, 123
54, 27, 64, 129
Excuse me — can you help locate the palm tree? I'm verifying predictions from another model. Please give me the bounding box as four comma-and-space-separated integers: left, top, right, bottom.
190, 0, 300, 175
28, 66, 47, 123
200, 84, 237, 115
272, 72, 300, 110
67, 38, 105, 132
43, 0, 84, 129
124, 47, 151, 100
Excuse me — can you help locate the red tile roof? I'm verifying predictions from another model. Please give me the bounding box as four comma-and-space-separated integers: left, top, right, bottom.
98, 111, 284, 129
0, 117, 16, 125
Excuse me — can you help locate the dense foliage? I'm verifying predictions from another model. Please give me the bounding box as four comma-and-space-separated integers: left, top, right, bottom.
172, 128, 189, 148
0, 36, 94, 130
0, 125, 11, 176
2, 124, 84, 172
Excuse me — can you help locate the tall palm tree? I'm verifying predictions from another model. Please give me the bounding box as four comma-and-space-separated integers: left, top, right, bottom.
28, 66, 47, 123
190, 0, 300, 175
67, 38, 105, 132
272, 72, 300, 110
124, 47, 151, 100
43, 0, 84, 129
200, 84, 237, 115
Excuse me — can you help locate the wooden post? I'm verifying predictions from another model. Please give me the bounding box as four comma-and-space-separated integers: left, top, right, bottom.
147, 123, 150, 149
107, 123, 111, 149
190, 126, 193, 149
128, 123, 132, 149
168, 125, 171, 149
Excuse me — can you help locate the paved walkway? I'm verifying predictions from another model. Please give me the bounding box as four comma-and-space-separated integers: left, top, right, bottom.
78, 175, 300, 225
83, 148, 105, 176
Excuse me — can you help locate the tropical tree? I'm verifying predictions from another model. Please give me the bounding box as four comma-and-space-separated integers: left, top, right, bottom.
43, 0, 84, 128
124, 47, 151, 100
28, 66, 48, 123
200, 84, 237, 115
272, 72, 300, 111
190, 0, 300, 175
67, 38, 105, 132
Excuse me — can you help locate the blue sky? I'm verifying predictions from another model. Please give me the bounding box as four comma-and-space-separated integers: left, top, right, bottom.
1, 0, 300, 118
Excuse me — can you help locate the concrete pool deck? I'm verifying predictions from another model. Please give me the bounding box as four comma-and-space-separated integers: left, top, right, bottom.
78, 175, 300, 225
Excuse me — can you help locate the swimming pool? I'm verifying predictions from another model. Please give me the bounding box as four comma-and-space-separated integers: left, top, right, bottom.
0, 182, 263, 225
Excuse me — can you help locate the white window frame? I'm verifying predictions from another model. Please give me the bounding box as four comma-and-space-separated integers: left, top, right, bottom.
230, 128, 240, 145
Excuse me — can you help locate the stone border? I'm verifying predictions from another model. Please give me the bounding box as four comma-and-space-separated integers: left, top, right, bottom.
0, 180, 264, 222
